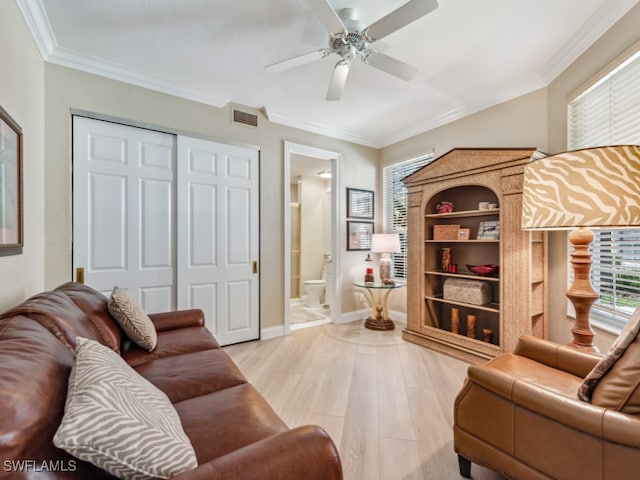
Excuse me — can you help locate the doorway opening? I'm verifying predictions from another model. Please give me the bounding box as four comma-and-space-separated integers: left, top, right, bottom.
284, 142, 340, 334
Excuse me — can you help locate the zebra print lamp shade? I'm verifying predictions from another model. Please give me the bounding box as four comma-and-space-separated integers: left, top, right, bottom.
522, 145, 640, 230
522, 145, 640, 352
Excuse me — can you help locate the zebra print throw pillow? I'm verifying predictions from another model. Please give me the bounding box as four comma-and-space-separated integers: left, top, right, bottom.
53, 337, 198, 479
108, 286, 157, 351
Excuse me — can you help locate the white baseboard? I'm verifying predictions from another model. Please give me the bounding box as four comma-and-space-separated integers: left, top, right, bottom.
389, 310, 407, 325
260, 325, 284, 340
337, 309, 369, 324
261, 309, 406, 340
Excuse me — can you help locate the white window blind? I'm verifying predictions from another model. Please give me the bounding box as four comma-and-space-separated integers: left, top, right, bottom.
383, 155, 433, 279
567, 47, 640, 327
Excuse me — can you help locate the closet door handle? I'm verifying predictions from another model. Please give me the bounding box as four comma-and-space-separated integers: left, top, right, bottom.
76, 267, 85, 284
253, 261, 258, 274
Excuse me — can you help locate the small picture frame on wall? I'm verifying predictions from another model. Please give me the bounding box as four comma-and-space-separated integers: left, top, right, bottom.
347, 188, 374, 219
0, 105, 23, 257
347, 221, 374, 251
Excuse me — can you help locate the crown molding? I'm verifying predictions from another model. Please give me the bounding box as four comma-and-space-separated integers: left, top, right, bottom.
47, 46, 229, 108
16, 0, 57, 58
264, 109, 380, 148
538, 0, 640, 83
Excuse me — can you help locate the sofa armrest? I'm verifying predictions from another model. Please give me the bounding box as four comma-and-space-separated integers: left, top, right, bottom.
147, 309, 205, 332
172, 425, 342, 480
513, 335, 601, 378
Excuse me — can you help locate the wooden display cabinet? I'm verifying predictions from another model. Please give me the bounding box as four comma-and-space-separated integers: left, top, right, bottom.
402, 148, 547, 363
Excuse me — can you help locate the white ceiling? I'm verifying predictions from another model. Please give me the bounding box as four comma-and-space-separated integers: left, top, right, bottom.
18, 0, 640, 148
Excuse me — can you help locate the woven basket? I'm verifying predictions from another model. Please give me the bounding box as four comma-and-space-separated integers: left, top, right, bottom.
433, 224, 460, 240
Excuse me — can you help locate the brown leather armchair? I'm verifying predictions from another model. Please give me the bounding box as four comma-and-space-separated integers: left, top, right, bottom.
454, 335, 640, 480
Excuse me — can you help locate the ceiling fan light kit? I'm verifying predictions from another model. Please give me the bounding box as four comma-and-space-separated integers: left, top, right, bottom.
266, 0, 438, 100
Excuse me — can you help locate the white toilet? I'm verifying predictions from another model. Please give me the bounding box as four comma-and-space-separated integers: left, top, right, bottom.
303, 256, 331, 307
303, 279, 325, 307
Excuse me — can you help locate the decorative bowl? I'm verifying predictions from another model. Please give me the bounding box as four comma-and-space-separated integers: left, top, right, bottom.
466, 264, 499, 276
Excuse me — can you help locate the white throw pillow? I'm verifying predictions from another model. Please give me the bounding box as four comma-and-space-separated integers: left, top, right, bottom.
108, 286, 157, 351
54, 337, 198, 480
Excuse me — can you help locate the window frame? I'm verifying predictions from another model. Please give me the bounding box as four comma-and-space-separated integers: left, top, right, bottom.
382, 154, 433, 279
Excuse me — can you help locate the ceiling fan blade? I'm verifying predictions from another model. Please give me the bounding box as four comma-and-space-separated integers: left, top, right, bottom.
266, 49, 329, 73
306, 0, 347, 33
326, 60, 351, 101
364, 52, 418, 81
365, 0, 438, 41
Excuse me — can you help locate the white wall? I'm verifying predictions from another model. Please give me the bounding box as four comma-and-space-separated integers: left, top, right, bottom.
0, 1, 45, 312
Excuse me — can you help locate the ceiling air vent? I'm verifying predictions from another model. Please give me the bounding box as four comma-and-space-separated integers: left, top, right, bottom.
233, 109, 258, 127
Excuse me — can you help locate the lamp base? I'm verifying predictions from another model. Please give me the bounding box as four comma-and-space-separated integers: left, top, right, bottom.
566, 227, 600, 354
379, 254, 392, 282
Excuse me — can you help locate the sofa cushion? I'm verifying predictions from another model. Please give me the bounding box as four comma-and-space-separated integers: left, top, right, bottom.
579, 308, 640, 411
174, 383, 288, 464
134, 348, 247, 403
54, 337, 198, 479
107, 287, 157, 351
122, 326, 220, 367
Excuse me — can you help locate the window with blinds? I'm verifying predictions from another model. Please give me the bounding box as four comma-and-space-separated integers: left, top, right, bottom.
382, 155, 433, 279
567, 47, 640, 328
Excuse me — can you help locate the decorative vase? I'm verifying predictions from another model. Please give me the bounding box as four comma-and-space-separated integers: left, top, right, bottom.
451, 307, 460, 334
441, 248, 452, 273
364, 267, 374, 284
483, 328, 493, 343
466, 314, 476, 339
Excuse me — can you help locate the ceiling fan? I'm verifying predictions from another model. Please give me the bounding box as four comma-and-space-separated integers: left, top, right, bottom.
266, 0, 438, 100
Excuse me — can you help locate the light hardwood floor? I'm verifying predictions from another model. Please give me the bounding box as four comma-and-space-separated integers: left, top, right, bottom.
224, 320, 504, 480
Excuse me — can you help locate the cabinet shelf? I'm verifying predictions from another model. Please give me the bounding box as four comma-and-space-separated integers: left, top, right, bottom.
425, 294, 500, 313
425, 239, 500, 244
425, 208, 499, 219
425, 270, 500, 282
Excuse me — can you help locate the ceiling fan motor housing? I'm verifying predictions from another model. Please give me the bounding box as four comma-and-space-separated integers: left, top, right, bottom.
330, 9, 369, 60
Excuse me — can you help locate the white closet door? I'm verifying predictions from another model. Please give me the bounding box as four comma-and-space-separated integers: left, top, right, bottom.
73, 116, 176, 313
176, 136, 259, 345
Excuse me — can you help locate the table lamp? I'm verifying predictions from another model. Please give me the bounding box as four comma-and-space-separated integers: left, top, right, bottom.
370, 233, 401, 282
521, 145, 640, 352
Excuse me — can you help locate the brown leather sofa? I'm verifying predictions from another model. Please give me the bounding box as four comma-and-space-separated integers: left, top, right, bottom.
454, 334, 640, 480
0, 282, 342, 479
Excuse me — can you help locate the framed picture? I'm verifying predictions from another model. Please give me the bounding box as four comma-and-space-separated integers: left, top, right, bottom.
457, 228, 470, 240
347, 221, 373, 251
347, 188, 374, 219
0, 105, 23, 256
477, 221, 500, 240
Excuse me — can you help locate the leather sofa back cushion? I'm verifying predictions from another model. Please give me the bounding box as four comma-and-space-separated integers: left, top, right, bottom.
0, 290, 119, 352
585, 308, 640, 413
54, 282, 123, 352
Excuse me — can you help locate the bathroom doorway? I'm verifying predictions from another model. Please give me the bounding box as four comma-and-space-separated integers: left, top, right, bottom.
284, 142, 340, 334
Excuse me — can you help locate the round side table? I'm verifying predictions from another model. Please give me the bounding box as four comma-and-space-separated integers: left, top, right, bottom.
353, 281, 406, 331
